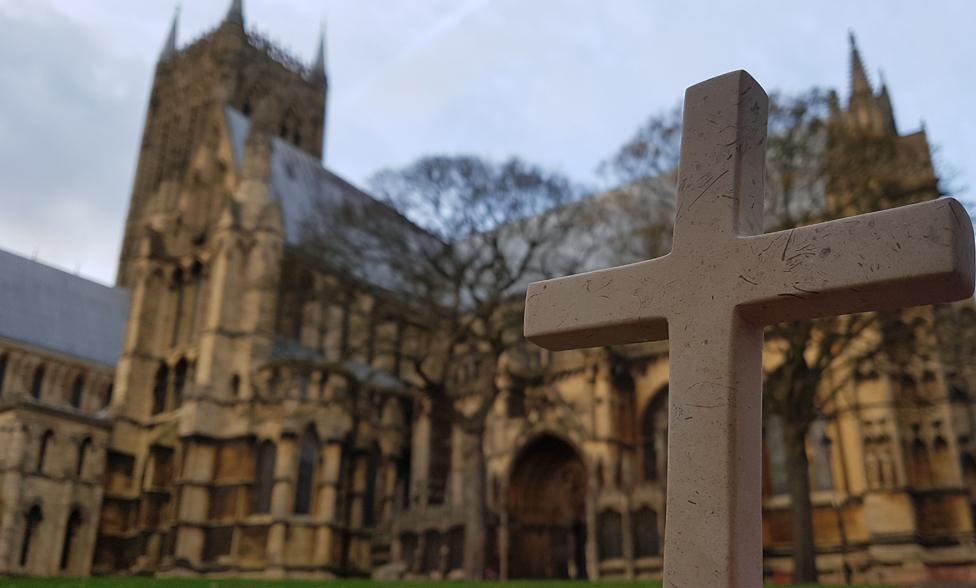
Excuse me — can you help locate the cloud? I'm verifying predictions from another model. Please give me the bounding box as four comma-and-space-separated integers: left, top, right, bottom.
0, 1, 145, 284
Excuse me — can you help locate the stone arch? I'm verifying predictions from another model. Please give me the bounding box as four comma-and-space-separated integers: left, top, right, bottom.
507, 433, 588, 579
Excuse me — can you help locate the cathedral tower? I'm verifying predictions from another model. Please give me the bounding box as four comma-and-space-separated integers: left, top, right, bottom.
115, 0, 328, 288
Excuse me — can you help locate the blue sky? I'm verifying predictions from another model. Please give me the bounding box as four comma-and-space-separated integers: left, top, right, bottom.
0, 0, 973, 285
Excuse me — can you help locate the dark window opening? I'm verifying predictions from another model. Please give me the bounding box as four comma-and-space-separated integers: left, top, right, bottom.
30, 365, 45, 400
20, 505, 43, 567
152, 363, 169, 415
69, 375, 84, 409
294, 426, 319, 514
253, 440, 276, 514
37, 430, 54, 473
173, 358, 188, 406
60, 509, 83, 570
77, 438, 92, 478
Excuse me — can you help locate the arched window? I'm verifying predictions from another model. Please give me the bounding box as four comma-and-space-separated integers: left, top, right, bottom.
253, 440, 276, 514
173, 358, 188, 407
171, 268, 185, 346
294, 426, 319, 514
640, 388, 668, 482
104, 383, 113, 408
37, 430, 54, 473
230, 374, 241, 399
20, 505, 43, 567
69, 375, 84, 409
0, 353, 8, 396
59, 509, 82, 571
597, 510, 623, 560
363, 443, 381, 528
30, 365, 45, 400
152, 363, 169, 415
911, 437, 931, 487
77, 438, 92, 478
632, 507, 660, 558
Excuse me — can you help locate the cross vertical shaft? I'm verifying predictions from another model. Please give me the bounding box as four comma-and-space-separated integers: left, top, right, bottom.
663, 71, 768, 587
666, 309, 762, 586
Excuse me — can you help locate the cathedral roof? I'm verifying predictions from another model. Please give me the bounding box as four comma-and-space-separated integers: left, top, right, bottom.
0, 248, 130, 367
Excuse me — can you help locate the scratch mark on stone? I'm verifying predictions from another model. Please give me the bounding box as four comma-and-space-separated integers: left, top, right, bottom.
781, 229, 796, 261
686, 169, 730, 212
738, 274, 758, 285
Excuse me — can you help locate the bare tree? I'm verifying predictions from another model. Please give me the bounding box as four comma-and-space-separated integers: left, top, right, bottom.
296, 155, 588, 579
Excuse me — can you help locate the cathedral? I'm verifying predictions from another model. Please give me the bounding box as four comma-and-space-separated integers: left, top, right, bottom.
1, 1, 975, 584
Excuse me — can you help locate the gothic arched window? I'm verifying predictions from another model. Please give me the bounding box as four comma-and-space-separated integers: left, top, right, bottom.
77, 438, 92, 478
363, 443, 381, 528
20, 505, 43, 567
293, 426, 319, 514
597, 509, 623, 560
173, 358, 189, 407
632, 507, 660, 558
230, 374, 241, 399
170, 268, 185, 346
30, 365, 45, 400
253, 440, 276, 514
152, 363, 169, 415
69, 375, 84, 409
37, 430, 54, 473
59, 509, 82, 571
640, 388, 668, 482
911, 437, 932, 487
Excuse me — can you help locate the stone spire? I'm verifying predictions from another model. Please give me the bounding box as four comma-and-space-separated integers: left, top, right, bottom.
312, 21, 327, 81
877, 69, 897, 133
848, 31, 872, 97
160, 5, 179, 61
225, 0, 244, 25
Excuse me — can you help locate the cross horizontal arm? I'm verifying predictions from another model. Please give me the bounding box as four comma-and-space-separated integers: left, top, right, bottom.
735, 198, 975, 326
524, 257, 672, 350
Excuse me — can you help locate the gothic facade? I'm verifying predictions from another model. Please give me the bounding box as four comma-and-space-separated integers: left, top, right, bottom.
1, 2, 976, 584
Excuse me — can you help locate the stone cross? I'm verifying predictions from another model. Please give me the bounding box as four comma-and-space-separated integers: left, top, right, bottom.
523, 70, 974, 587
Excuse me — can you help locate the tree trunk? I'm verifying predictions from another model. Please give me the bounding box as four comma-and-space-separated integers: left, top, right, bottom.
461, 425, 487, 579
785, 421, 818, 583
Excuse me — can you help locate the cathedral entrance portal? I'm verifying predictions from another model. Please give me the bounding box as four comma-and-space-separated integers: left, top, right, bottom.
507, 434, 588, 579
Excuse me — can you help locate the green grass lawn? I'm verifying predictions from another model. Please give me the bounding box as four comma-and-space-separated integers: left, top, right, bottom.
0, 580, 891, 588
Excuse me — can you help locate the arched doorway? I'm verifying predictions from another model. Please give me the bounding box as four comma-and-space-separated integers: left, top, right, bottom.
508, 434, 587, 579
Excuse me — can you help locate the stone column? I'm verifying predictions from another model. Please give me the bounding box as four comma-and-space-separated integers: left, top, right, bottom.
314, 441, 344, 566
266, 435, 296, 568
174, 440, 215, 567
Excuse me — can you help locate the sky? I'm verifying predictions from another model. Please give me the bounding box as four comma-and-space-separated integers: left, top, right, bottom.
0, 0, 973, 286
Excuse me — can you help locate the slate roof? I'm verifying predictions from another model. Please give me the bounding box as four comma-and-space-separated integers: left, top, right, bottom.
0, 248, 130, 367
